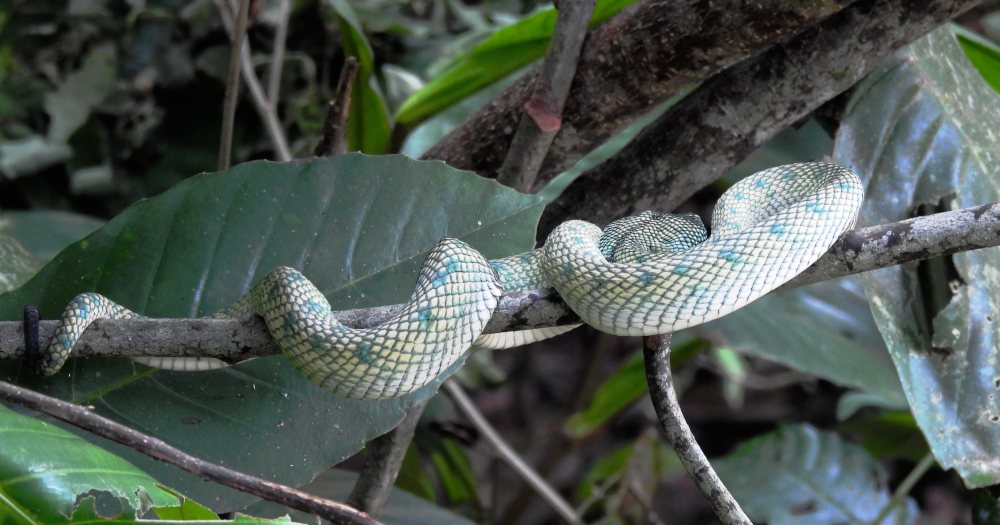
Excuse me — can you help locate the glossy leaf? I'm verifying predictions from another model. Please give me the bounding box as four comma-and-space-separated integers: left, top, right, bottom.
0, 154, 544, 511
325, 0, 392, 154
394, 0, 639, 130
832, 25, 1000, 487
689, 276, 907, 412
0, 404, 181, 522
713, 425, 919, 525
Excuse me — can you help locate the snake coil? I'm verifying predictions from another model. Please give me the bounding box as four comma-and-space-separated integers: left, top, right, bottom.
37, 163, 863, 400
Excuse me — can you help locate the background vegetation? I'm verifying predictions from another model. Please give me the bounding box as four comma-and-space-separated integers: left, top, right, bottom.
2, 1, 1000, 524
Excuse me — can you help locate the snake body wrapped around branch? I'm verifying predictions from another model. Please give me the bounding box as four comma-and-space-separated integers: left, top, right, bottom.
35, 163, 863, 400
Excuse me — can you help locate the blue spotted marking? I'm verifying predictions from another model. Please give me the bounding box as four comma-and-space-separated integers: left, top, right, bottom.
431, 269, 449, 288
354, 341, 374, 364
719, 248, 744, 265
674, 265, 690, 275
805, 202, 826, 214
752, 178, 768, 188
769, 224, 788, 235
731, 191, 745, 200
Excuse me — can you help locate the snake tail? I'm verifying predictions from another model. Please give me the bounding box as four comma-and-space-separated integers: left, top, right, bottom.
38, 293, 143, 376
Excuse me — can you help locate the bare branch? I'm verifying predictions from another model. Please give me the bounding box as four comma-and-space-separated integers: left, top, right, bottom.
214, 0, 294, 162
643, 334, 752, 525
538, 0, 982, 234
218, 0, 251, 171
420, 0, 867, 183
346, 401, 427, 518
442, 380, 583, 525
0, 379, 382, 525
1, 204, 997, 361
495, 0, 597, 192
315, 58, 360, 157
268, 0, 292, 106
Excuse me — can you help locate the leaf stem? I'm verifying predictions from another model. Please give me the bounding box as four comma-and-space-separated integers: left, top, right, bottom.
0, 379, 382, 525
869, 453, 935, 525
442, 379, 583, 525
642, 333, 752, 525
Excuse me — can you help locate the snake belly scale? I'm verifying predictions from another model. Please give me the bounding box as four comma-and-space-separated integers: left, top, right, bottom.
36, 163, 863, 400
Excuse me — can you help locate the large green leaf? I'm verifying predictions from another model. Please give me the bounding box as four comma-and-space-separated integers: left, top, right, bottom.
0, 155, 544, 511
689, 276, 907, 414
0, 211, 105, 263
713, 425, 919, 525
832, 25, 1000, 487
325, 0, 392, 154
394, 0, 638, 131
0, 404, 182, 522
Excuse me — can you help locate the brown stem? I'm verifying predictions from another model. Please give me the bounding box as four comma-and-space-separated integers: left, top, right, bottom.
495, 0, 598, 192
315, 58, 360, 157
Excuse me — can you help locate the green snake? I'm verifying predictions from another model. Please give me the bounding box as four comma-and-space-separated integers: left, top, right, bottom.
35, 163, 863, 400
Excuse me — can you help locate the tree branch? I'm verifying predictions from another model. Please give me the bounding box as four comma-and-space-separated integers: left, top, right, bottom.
643, 334, 752, 525
1, 203, 998, 361
495, 0, 597, 192
538, 0, 982, 235
420, 0, 867, 183
442, 380, 583, 525
0, 379, 382, 525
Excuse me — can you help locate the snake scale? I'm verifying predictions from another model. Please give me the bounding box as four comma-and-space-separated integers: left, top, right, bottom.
35, 163, 863, 400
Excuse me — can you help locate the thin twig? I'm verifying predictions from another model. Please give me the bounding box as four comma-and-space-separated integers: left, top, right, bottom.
2, 202, 997, 362
869, 453, 936, 525
643, 334, 752, 525
0, 379, 382, 525
442, 380, 583, 525
268, 0, 291, 106
315, 58, 359, 157
346, 401, 427, 518
495, 0, 597, 191
214, 0, 293, 162
218, 0, 251, 171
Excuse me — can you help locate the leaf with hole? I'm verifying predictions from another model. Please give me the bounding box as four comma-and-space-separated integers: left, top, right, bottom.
832, 25, 1000, 487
